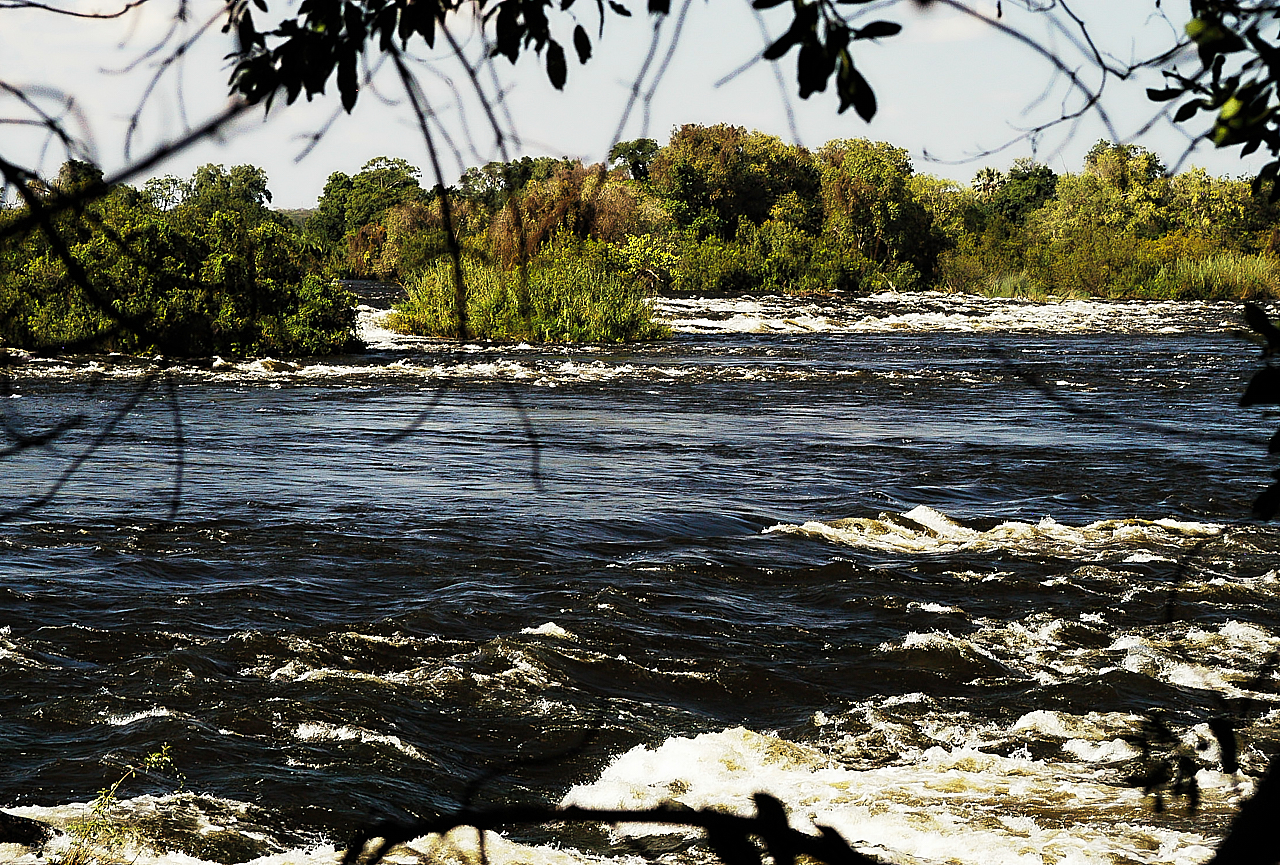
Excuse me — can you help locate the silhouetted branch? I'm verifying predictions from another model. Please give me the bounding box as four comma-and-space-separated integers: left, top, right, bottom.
0, 0, 151, 18
342, 794, 882, 865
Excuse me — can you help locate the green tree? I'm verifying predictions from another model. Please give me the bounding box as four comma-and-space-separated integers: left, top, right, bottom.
181, 164, 274, 220
345, 157, 427, 232
308, 171, 354, 248
818, 138, 937, 282
143, 176, 189, 212
989, 159, 1057, 225
649, 124, 819, 240
608, 139, 659, 182
458, 156, 567, 213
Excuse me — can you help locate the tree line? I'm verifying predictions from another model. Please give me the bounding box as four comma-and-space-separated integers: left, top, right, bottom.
7, 126, 1280, 354
312, 126, 1280, 308
0, 162, 357, 357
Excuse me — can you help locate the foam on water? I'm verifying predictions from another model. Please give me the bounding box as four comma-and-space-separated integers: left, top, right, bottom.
293, 722, 429, 761
766, 505, 1223, 559
562, 725, 1233, 865
653, 292, 1239, 336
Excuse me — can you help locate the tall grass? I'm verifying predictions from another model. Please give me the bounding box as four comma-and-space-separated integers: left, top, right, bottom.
1134, 253, 1280, 300
973, 270, 1052, 301
388, 241, 669, 343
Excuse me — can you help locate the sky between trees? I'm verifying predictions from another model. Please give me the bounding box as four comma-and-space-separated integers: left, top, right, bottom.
1, 0, 1274, 209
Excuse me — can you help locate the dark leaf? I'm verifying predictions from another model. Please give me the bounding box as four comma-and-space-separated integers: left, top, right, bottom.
825, 20, 850, 54
337, 47, 358, 112
796, 38, 832, 98
1173, 100, 1201, 122
1242, 137, 1262, 156
573, 24, 591, 62
561, 0, 576, 8
495, 2, 521, 62
752, 794, 797, 865
706, 826, 763, 865
343, 1, 365, 39
763, 29, 800, 60
648, 0, 670, 10
837, 57, 876, 121
852, 20, 901, 39
236, 8, 258, 50
1244, 300, 1280, 353
1146, 87, 1183, 101
752, 0, 790, 7
1258, 479, 1280, 519
1241, 366, 1280, 406
1208, 716, 1239, 775
608, 0, 632, 16
546, 38, 567, 89
834, 0, 877, 4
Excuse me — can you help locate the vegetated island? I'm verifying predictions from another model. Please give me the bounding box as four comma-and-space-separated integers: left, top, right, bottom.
5, 126, 1280, 357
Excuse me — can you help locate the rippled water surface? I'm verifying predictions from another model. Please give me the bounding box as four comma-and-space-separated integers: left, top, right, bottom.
3, 292, 1280, 865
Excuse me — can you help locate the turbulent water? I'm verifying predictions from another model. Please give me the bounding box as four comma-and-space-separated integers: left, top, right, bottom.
3, 291, 1280, 865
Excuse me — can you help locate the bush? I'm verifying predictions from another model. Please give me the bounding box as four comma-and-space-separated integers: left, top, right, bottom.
671, 233, 766, 294
389, 241, 669, 343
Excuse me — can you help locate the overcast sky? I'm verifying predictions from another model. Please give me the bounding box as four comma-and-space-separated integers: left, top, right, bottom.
1, 0, 1270, 208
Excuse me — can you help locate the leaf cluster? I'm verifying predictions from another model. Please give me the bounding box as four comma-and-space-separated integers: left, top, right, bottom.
754, 0, 899, 120
223, 0, 900, 118
1149, 1, 1280, 198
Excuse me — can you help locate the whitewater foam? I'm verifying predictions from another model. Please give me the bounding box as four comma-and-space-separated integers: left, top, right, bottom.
766, 505, 1224, 560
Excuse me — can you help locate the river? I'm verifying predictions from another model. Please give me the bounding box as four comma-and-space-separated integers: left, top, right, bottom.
2, 291, 1278, 865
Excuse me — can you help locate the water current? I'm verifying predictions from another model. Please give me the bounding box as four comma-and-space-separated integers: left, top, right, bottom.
3, 291, 1280, 865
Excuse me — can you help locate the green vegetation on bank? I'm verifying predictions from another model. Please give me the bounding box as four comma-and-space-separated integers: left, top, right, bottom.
307, 129, 1280, 346
0, 162, 357, 357
7, 129, 1280, 355
389, 241, 669, 343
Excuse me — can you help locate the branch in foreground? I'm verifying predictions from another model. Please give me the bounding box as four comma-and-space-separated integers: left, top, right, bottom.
343, 794, 881, 865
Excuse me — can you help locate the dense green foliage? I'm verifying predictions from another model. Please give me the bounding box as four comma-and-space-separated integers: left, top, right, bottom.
1, 162, 358, 356
389, 241, 669, 343
353, 129, 1280, 325
11, 126, 1280, 354
944, 141, 1280, 299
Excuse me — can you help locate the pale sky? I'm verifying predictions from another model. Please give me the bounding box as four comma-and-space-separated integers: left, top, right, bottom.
1, 0, 1270, 208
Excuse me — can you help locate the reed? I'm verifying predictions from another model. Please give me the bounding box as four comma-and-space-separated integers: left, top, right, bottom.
974, 270, 1049, 301
1135, 253, 1280, 300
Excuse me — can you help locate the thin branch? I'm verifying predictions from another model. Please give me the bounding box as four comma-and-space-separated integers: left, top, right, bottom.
392, 51, 469, 341
0, 0, 151, 18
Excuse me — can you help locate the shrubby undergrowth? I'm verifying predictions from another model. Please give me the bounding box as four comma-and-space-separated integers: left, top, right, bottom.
389, 241, 669, 343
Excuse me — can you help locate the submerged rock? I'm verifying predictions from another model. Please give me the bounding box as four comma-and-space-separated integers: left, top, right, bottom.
0, 810, 54, 847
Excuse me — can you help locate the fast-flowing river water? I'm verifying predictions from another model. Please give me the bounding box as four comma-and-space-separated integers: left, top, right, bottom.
3, 291, 1280, 865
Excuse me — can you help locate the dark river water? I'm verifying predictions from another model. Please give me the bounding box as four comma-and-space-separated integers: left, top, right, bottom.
3, 292, 1280, 865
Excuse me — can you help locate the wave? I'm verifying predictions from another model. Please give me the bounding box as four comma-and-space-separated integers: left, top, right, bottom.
765, 505, 1223, 560
563, 724, 1237, 865
654, 291, 1244, 336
